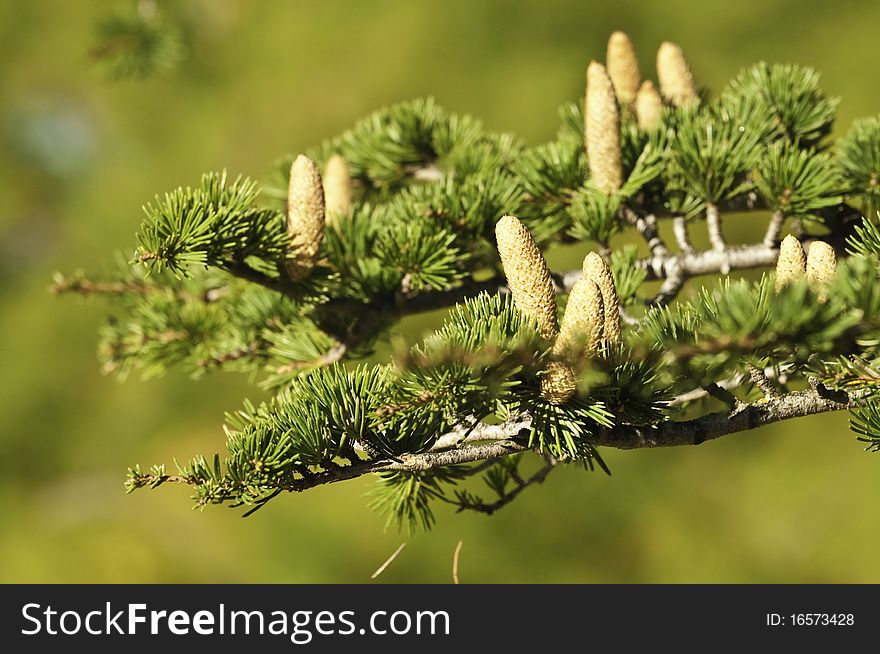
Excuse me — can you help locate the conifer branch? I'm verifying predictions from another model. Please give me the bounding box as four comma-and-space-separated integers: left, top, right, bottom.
128, 388, 855, 500
66, 32, 880, 530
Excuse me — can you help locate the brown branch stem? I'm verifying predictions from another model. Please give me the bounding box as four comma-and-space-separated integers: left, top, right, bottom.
134, 388, 852, 497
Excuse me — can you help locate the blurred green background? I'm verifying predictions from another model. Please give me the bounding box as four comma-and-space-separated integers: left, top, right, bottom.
3, 0, 880, 583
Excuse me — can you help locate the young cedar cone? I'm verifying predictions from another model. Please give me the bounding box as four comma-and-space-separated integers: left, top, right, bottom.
606, 31, 640, 105
540, 361, 578, 405
774, 234, 807, 291
635, 80, 663, 130
554, 277, 605, 361
806, 241, 836, 301
542, 279, 604, 405
585, 61, 623, 194
657, 42, 697, 107
285, 155, 325, 282
495, 215, 559, 341
582, 252, 621, 345
323, 154, 352, 223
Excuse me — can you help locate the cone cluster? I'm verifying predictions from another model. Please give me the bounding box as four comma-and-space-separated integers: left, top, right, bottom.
584, 33, 698, 193
774, 234, 837, 301
495, 216, 621, 405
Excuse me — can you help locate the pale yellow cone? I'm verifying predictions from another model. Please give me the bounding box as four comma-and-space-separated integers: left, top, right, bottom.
554, 278, 604, 360
774, 234, 807, 291
323, 154, 352, 224
495, 215, 559, 340
540, 361, 578, 405
582, 252, 621, 345
657, 42, 697, 107
635, 80, 663, 130
541, 279, 605, 405
607, 31, 640, 105
585, 61, 622, 194
285, 155, 325, 282
806, 241, 836, 302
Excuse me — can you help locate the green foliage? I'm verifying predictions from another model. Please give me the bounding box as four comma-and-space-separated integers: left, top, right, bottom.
323, 98, 521, 198
835, 116, 880, 218
400, 293, 545, 423
609, 245, 647, 305
510, 394, 613, 462
136, 172, 287, 277
721, 63, 837, 146
850, 401, 880, 453
594, 356, 669, 426
754, 141, 842, 220
369, 468, 469, 533
387, 168, 522, 246
514, 136, 585, 243
321, 204, 401, 300
568, 186, 622, 245
75, 257, 335, 386
664, 103, 764, 207
91, 4, 185, 80
847, 215, 880, 259
637, 274, 863, 388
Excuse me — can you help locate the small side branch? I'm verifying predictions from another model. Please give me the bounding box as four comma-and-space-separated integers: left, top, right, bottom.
705, 203, 727, 254
748, 363, 780, 399
649, 257, 685, 306
704, 382, 739, 409
763, 209, 786, 248
623, 208, 669, 257
50, 276, 156, 296
273, 342, 348, 376
454, 457, 558, 516
672, 216, 695, 253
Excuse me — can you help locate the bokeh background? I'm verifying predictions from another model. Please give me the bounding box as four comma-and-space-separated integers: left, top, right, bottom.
3, 0, 880, 583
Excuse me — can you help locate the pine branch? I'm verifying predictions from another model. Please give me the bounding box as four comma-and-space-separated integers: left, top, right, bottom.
130, 387, 854, 499
67, 39, 880, 532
